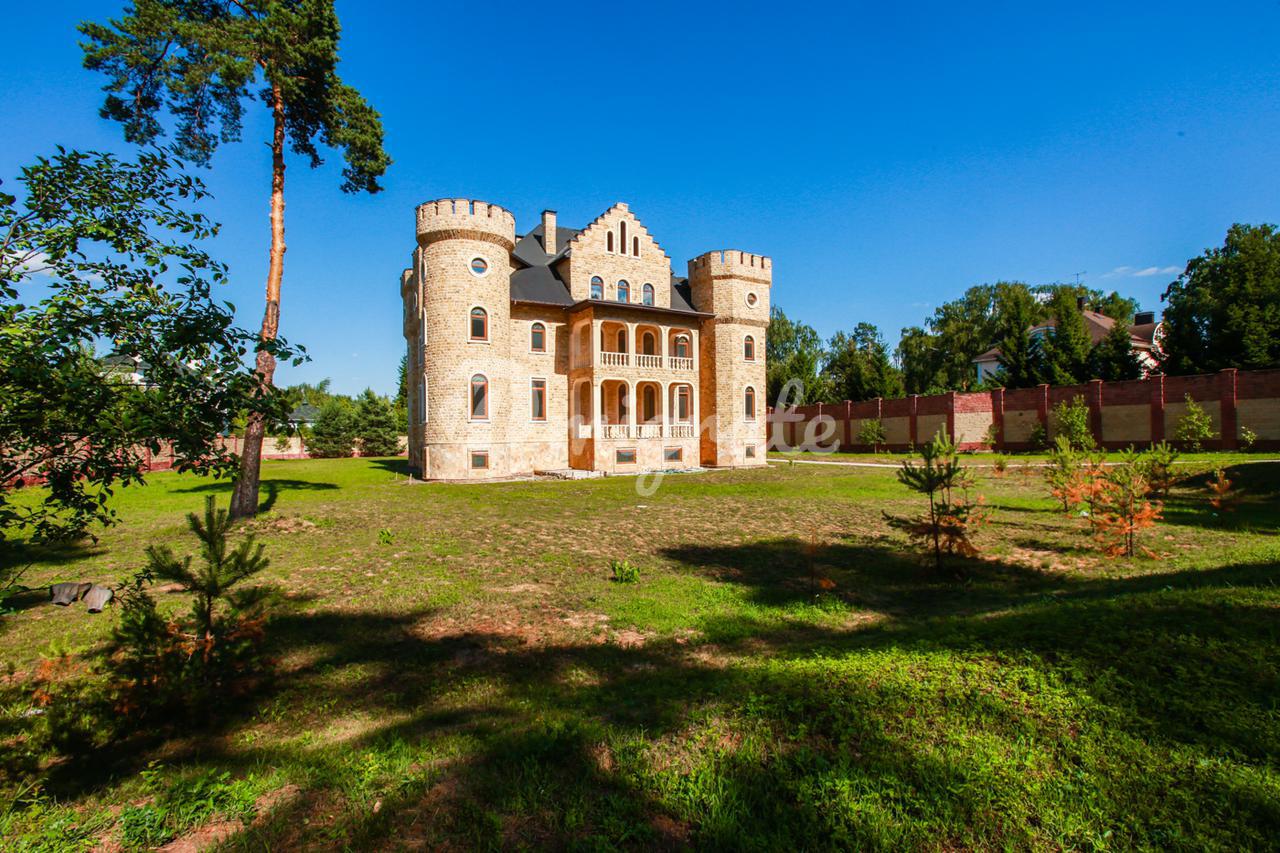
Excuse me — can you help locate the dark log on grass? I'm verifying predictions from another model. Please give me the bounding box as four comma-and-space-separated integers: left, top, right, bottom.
50, 582, 92, 606
84, 585, 114, 613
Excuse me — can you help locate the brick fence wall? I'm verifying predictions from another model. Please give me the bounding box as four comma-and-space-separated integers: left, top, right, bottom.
767, 368, 1280, 452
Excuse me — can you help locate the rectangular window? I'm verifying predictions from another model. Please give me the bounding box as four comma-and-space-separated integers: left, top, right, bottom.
677, 386, 691, 422
417, 379, 427, 424
664, 447, 682, 462
616, 448, 636, 465
470, 450, 489, 469
531, 378, 546, 421
745, 444, 757, 459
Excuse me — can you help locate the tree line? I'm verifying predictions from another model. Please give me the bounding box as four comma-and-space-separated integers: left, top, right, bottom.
766, 223, 1280, 406
276, 381, 404, 458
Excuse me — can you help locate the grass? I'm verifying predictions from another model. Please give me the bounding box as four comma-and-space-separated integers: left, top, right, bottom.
1, 456, 1278, 849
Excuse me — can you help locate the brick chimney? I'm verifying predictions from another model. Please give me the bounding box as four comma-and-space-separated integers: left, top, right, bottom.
542, 209, 557, 255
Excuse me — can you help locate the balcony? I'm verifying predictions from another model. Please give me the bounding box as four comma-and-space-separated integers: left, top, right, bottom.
588, 351, 694, 371
599, 423, 695, 440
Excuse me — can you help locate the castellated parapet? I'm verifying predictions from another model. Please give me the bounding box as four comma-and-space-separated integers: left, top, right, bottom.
416, 198, 516, 250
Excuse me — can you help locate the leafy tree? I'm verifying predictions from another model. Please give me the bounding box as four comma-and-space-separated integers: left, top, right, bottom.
354, 389, 400, 456
896, 325, 944, 395
82, 0, 391, 519
1052, 396, 1096, 451
1174, 395, 1216, 451
1160, 223, 1280, 374
989, 282, 1044, 388
1040, 291, 1092, 384
0, 148, 296, 547
766, 306, 831, 405
1090, 320, 1142, 381
823, 323, 904, 402
306, 399, 356, 457
857, 419, 888, 452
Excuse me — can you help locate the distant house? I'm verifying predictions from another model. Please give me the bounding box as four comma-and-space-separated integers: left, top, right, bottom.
287, 403, 320, 428
973, 303, 1162, 383
97, 353, 151, 387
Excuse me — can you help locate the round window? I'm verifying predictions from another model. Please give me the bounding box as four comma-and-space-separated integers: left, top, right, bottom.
470, 257, 489, 276
746, 291, 758, 307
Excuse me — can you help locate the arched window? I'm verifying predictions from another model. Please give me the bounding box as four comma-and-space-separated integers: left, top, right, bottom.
530, 322, 546, 352
745, 386, 756, 420
633, 237, 640, 256
470, 307, 488, 341
616, 329, 627, 353
616, 280, 630, 303
590, 276, 604, 299
620, 221, 628, 254
470, 374, 488, 419
641, 331, 656, 355
744, 335, 755, 361
642, 283, 655, 306
607, 232, 614, 252
643, 385, 657, 422
674, 334, 690, 359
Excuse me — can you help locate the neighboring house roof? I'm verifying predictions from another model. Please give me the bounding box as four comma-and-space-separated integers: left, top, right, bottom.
289, 403, 320, 424
974, 310, 1158, 365
509, 220, 702, 316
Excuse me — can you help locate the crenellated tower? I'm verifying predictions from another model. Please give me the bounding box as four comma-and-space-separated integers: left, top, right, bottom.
688, 250, 772, 467
408, 198, 516, 479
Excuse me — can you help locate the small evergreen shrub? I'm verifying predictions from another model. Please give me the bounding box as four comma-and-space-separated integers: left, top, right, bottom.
355, 389, 401, 457
1174, 394, 1216, 452
1028, 422, 1048, 450
884, 428, 986, 578
1239, 425, 1258, 451
1140, 441, 1181, 499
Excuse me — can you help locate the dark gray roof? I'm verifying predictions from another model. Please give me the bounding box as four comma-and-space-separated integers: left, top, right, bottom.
670, 276, 696, 312
513, 224, 582, 268
511, 265, 574, 306
289, 403, 321, 423
507, 223, 702, 316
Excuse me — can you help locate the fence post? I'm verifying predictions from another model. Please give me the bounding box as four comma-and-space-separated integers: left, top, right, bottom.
1219, 368, 1238, 449
946, 392, 957, 443
1088, 379, 1104, 448
1150, 375, 1165, 445
909, 395, 919, 447
843, 400, 853, 451
991, 387, 1005, 450
1036, 384, 1050, 436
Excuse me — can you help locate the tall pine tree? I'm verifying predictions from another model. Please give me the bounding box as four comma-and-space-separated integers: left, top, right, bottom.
1090, 321, 1142, 381
355, 389, 401, 457
81, 1, 391, 517
1040, 291, 1091, 385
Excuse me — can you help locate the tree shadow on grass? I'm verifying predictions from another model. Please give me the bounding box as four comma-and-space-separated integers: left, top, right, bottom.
173, 478, 339, 513
205, 557, 1280, 849
365, 457, 411, 476
15, 544, 1280, 849
1157, 461, 1280, 534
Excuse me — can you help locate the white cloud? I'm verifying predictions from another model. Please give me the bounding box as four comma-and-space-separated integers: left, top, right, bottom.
1102, 264, 1180, 279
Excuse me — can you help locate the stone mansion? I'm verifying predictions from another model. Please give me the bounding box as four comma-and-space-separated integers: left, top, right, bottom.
400, 199, 771, 480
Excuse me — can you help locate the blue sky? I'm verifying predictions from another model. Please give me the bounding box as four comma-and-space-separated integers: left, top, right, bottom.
3, 2, 1278, 395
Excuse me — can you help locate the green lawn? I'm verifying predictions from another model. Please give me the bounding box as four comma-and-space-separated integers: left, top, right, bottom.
2, 457, 1279, 849
771, 447, 1280, 465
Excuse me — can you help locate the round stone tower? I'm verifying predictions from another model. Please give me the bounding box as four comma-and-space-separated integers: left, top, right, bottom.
416, 198, 516, 479
688, 249, 772, 467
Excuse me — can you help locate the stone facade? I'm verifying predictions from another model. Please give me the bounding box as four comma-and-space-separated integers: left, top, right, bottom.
402, 199, 771, 480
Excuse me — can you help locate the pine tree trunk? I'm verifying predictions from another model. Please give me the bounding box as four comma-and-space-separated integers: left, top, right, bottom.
230, 83, 287, 519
